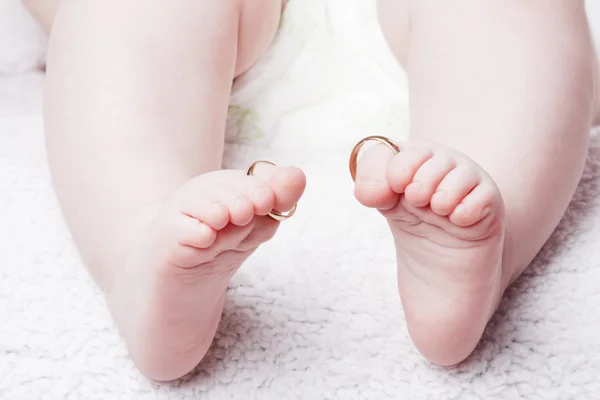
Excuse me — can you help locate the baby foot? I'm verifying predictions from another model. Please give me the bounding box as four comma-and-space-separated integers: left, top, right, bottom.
108, 163, 306, 381
354, 141, 506, 366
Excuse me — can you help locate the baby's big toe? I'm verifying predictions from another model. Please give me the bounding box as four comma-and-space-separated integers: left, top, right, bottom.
354, 178, 397, 210
271, 166, 306, 212
354, 144, 399, 210
251, 162, 306, 215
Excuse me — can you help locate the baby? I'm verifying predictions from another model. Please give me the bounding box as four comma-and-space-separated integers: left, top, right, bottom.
24, 0, 598, 381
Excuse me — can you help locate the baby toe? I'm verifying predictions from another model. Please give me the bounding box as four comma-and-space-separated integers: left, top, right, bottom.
248, 162, 306, 215
269, 166, 306, 213
229, 195, 255, 226
231, 175, 275, 217
404, 154, 456, 207
449, 183, 498, 227
386, 144, 433, 194
430, 165, 480, 216
213, 184, 255, 227
178, 188, 230, 231
177, 215, 218, 249
354, 143, 398, 210
250, 186, 276, 216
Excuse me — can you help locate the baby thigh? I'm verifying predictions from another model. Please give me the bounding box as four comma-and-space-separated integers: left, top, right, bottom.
24, 0, 282, 79
377, 0, 410, 69
42, 0, 283, 286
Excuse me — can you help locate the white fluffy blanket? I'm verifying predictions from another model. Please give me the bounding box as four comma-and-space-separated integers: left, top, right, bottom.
2, 1, 600, 399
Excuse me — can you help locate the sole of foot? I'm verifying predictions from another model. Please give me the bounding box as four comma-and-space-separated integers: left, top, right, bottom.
108, 163, 306, 380
354, 140, 506, 366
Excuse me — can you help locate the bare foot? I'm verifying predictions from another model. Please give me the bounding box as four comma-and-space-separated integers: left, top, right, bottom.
354, 141, 506, 366
107, 163, 306, 381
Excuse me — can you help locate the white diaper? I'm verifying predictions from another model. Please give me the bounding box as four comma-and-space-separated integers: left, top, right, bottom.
225, 0, 411, 152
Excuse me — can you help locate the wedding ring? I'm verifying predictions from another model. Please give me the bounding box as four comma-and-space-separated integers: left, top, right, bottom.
246, 160, 297, 221
349, 135, 401, 181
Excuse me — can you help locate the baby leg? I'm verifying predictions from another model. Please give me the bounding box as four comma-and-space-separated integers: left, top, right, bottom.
34, 0, 303, 381
358, 0, 596, 365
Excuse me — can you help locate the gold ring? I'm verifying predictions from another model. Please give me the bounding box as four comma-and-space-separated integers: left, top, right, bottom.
349, 135, 401, 182
246, 160, 297, 221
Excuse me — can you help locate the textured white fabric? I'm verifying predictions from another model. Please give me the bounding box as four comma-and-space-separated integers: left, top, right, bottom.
2, 1, 600, 399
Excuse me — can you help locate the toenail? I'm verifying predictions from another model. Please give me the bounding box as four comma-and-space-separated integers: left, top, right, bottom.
252, 187, 272, 203
390, 164, 402, 174
197, 222, 214, 236
234, 195, 251, 209
407, 181, 423, 191
434, 190, 447, 199
454, 204, 466, 214
212, 202, 228, 216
